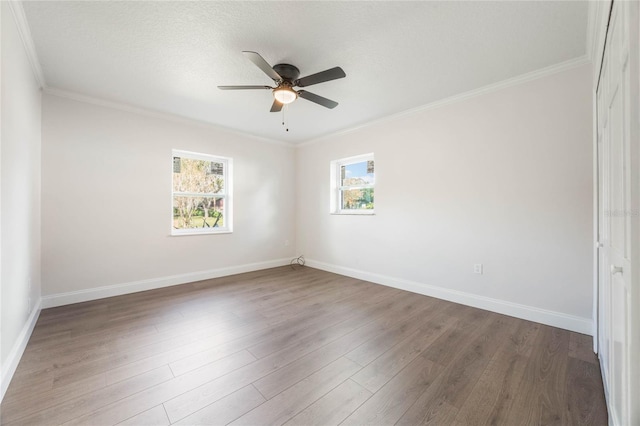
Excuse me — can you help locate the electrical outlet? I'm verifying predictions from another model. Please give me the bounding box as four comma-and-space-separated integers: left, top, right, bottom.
474, 264, 483, 274
284, 239, 290, 246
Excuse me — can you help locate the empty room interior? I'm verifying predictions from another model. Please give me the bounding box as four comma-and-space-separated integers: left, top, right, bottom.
1, 1, 639, 425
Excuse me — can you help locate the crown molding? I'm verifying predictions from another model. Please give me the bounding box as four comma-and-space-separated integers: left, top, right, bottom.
297, 55, 591, 148
7, 0, 46, 89
42, 54, 589, 149
43, 87, 293, 148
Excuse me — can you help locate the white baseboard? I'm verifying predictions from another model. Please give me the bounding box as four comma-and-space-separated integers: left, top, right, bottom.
1, 299, 42, 402
305, 259, 593, 335
41, 258, 291, 309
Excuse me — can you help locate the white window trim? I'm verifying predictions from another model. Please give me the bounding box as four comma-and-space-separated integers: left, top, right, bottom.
330, 153, 375, 215
171, 149, 233, 236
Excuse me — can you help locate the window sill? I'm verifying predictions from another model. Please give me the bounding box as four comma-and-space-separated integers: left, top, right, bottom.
330, 211, 376, 216
170, 230, 232, 236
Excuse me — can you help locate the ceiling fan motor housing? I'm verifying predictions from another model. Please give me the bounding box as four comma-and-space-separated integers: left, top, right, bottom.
272, 64, 300, 83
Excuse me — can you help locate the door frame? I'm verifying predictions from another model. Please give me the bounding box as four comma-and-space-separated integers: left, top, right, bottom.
591, 0, 614, 355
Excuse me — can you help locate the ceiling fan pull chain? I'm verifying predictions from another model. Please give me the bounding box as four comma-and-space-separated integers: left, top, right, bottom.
282, 105, 289, 132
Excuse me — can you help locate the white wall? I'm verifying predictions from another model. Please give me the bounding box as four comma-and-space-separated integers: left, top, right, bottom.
41, 94, 295, 303
1, 1, 42, 395
296, 64, 593, 332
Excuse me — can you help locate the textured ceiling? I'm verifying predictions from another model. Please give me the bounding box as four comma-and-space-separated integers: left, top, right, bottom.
23, 1, 588, 143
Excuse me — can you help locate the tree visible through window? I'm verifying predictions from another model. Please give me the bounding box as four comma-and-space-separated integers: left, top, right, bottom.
172, 150, 232, 235
331, 153, 375, 214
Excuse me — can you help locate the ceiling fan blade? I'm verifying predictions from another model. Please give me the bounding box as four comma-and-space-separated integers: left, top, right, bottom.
298, 90, 338, 109
242, 51, 282, 82
270, 99, 283, 113
295, 67, 346, 87
218, 85, 272, 90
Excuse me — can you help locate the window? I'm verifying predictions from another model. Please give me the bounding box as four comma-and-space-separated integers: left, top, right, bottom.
330, 153, 375, 214
172, 150, 232, 235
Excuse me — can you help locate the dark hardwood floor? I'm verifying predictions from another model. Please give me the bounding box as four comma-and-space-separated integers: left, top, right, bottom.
0, 266, 608, 425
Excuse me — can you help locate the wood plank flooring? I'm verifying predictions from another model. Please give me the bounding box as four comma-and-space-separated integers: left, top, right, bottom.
0, 266, 608, 425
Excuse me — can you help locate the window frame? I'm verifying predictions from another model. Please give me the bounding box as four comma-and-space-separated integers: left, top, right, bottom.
171, 149, 233, 236
330, 153, 375, 215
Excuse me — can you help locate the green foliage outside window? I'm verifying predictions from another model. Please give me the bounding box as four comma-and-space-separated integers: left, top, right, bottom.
172, 157, 225, 230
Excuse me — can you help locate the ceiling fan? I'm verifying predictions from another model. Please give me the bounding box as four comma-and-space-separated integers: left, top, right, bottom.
218, 51, 346, 112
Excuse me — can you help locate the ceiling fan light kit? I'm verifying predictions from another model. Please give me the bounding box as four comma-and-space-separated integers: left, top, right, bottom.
273, 85, 297, 104
219, 51, 346, 114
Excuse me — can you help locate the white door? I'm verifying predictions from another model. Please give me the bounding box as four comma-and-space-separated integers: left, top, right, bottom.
596, 2, 632, 425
